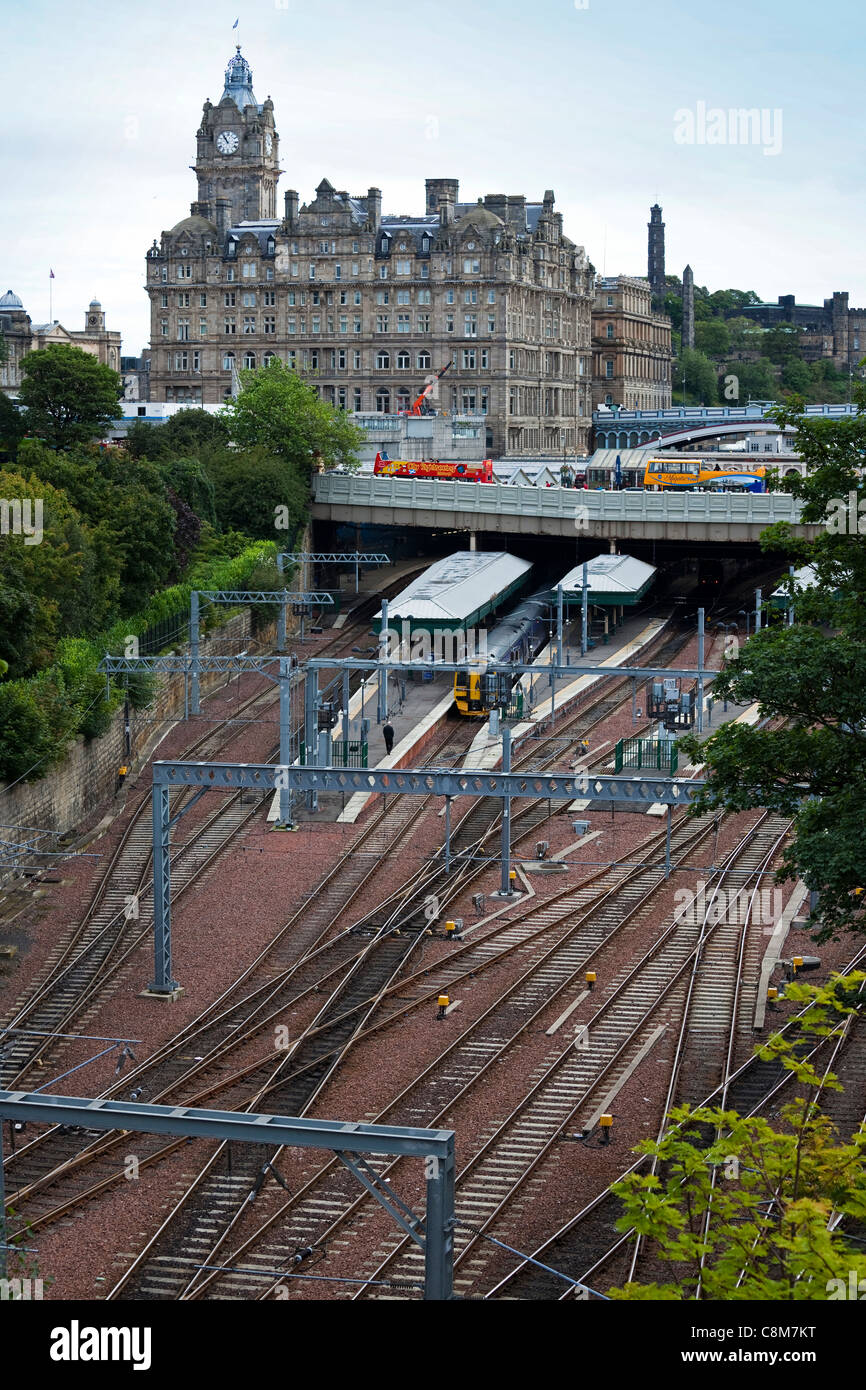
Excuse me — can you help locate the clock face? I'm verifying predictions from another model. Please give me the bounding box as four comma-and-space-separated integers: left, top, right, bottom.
217, 131, 239, 154
265, 133, 273, 155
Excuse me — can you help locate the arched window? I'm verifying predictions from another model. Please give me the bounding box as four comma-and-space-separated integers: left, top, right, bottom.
266, 236, 275, 256
263, 351, 276, 367
396, 351, 410, 370
396, 389, 411, 412
376, 350, 390, 370
417, 350, 431, 370
375, 387, 391, 413
243, 350, 256, 369
223, 350, 235, 371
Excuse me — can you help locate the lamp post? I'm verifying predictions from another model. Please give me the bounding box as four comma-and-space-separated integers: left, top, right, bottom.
738, 609, 751, 640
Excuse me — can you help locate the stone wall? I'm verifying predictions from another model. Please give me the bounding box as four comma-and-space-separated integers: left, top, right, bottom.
0, 610, 274, 856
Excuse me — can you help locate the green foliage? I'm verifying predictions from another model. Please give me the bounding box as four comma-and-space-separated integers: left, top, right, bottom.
206, 444, 308, 540
54, 637, 118, 740
223, 356, 361, 472
764, 321, 803, 364
672, 349, 718, 405
160, 455, 217, 528
17, 438, 178, 614
682, 389, 866, 939
609, 975, 866, 1300
0, 668, 78, 782
18, 343, 121, 450
723, 356, 779, 404
694, 319, 731, 360
0, 391, 26, 462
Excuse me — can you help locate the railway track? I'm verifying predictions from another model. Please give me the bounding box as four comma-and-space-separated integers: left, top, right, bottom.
3, 600, 715, 1294
485, 889, 866, 1302
0, 578, 418, 1089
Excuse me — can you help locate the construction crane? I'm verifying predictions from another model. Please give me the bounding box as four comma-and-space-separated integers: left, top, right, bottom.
406, 360, 452, 416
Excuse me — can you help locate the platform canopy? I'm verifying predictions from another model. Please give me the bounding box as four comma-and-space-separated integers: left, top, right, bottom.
555, 553, 657, 607
381, 550, 533, 633
770, 563, 818, 610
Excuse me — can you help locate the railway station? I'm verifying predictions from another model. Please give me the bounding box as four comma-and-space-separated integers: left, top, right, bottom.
4, 507, 848, 1309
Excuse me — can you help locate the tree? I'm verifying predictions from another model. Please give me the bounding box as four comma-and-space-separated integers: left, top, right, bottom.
609, 975, 866, 1300
17, 439, 178, 615
723, 356, 778, 403
17, 344, 121, 450
781, 357, 812, 394
764, 321, 802, 364
694, 320, 731, 361
206, 445, 308, 540
0, 392, 26, 462
223, 357, 361, 473
672, 349, 718, 405
681, 389, 866, 939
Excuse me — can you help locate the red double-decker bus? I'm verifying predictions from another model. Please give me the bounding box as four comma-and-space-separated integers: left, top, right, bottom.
373, 452, 494, 483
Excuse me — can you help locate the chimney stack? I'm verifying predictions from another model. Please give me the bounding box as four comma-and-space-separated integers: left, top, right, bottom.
367, 186, 382, 230
215, 198, 231, 236
284, 189, 299, 226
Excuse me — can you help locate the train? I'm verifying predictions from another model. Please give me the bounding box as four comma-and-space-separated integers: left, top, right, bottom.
374, 452, 494, 483
453, 587, 551, 716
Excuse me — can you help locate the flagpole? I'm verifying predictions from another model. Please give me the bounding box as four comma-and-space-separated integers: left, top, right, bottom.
49, 271, 53, 324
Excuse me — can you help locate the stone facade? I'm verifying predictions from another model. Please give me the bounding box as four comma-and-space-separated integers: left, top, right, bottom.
736, 292, 866, 371
647, 204, 665, 305
0, 291, 122, 396
591, 276, 673, 411
144, 49, 595, 457
682, 264, 695, 350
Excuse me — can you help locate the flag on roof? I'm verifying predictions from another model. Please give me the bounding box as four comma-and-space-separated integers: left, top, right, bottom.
232, 17, 238, 27
49, 269, 55, 279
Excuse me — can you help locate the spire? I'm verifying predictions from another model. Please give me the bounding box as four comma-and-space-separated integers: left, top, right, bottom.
222, 46, 257, 111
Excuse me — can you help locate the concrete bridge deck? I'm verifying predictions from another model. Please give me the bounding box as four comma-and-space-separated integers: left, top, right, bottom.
312, 474, 818, 543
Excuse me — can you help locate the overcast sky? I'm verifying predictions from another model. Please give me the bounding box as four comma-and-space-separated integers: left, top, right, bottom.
6, 0, 864, 356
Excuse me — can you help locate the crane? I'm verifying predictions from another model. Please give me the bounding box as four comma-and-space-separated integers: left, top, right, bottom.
406, 360, 452, 416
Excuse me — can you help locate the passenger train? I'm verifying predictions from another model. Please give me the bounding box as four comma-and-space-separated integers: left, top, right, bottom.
453, 588, 551, 717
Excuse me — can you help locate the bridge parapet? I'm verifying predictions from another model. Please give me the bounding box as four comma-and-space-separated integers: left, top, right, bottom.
313, 475, 816, 542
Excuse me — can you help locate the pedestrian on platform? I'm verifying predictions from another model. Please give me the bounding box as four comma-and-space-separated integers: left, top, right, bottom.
383, 720, 395, 755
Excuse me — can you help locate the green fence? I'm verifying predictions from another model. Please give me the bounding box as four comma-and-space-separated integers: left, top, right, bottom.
300, 739, 368, 768
614, 736, 678, 776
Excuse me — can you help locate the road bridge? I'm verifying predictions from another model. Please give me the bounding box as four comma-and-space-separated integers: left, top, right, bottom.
593, 402, 856, 450
312, 473, 818, 544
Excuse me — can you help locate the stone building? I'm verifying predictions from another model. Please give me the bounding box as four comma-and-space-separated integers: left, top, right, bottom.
735, 292, 866, 371
591, 276, 672, 411
0, 291, 121, 396
144, 48, 595, 456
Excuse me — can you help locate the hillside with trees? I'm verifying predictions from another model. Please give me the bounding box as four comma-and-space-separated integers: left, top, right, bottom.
663, 278, 859, 407
0, 346, 361, 783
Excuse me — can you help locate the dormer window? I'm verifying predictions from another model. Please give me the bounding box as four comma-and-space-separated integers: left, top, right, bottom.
421, 237, 429, 252
467, 242, 475, 251
181, 247, 188, 256
266, 236, 275, 255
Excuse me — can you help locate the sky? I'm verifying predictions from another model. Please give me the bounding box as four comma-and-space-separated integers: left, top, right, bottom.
5, 0, 865, 356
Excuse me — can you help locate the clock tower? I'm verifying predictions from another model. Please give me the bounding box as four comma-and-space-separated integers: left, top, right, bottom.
193, 47, 280, 225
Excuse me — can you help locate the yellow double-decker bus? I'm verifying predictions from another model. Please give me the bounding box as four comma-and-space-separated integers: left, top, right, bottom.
643, 459, 766, 492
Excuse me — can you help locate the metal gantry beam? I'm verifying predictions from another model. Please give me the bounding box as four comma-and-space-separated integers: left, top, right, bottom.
146, 756, 704, 999
0, 1091, 455, 1299
190, 589, 333, 712
279, 550, 390, 594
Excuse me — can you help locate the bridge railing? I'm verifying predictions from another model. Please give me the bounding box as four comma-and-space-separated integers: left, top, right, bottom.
313, 474, 806, 523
